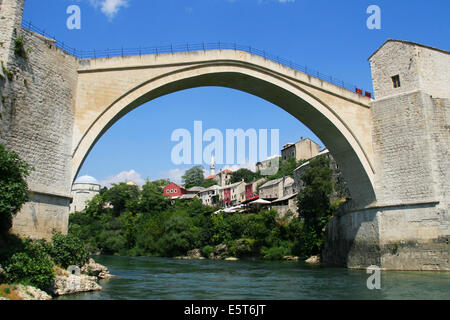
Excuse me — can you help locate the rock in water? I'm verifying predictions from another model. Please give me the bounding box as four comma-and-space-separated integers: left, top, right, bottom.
81, 258, 115, 279
283, 256, 299, 261
50, 273, 102, 296
187, 249, 202, 259
305, 255, 321, 264
225, 257, 239, 261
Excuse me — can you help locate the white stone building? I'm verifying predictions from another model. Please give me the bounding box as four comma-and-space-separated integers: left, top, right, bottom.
198, 185, 220, 206
69, 175, 101, 213
281, 138, 321, 162
258, 176, 294, 201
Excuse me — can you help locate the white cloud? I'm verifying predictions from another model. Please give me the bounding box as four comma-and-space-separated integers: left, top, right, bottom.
156, 168, 186, 185
100, 169, 145, 188
222, 161, 257, 172
89, 0, 129, 20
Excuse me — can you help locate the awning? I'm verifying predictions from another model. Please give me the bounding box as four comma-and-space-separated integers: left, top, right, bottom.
248, 199, 272, 205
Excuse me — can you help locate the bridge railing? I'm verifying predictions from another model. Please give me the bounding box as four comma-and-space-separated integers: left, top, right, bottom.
21, 20, 370, 95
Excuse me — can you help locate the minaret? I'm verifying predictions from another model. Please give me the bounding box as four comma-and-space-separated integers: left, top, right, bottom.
210, 155, 216, 176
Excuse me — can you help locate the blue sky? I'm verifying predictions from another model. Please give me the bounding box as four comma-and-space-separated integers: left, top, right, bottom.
23, 0, 450, 186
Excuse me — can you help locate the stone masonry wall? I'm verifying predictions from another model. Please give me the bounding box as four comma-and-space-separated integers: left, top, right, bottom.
0, 0, 79, 239
370, 41, 450, 100
371, 91, 437, 204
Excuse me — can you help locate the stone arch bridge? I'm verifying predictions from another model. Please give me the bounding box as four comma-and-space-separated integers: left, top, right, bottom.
0, 0, 448, 270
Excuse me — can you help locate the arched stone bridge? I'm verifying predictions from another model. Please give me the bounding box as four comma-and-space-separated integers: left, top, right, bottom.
1, 0, 448, 270
72, 50, 375, 208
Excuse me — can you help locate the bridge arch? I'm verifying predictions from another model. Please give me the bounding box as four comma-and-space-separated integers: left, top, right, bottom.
72, 51, 376, 207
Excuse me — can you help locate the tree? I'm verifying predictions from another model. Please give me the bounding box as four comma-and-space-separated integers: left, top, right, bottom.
0, 145, 32, 234
266, 158, 306, 182
296, 155, 334, 256
297, 155, 333, 221
200, 178, 218, 188
139, 179, 170, 213
230, 168, 259, 184
102, 183, 140, 216
182, 166, 204, 189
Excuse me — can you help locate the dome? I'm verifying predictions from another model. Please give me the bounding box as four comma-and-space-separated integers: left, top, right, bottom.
74, 175, 99, 185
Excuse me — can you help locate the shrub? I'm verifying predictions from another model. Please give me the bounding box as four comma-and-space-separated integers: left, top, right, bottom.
14, 35, 26, 57
0, 144, 32, 234
50, 232, 89, 268
228, 238, 256, 257
261, 246, 290, 260
201, 245, 214, 258
4, 240, 54, 290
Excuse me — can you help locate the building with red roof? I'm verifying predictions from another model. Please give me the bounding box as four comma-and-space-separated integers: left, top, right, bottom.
163, 182, 187, 199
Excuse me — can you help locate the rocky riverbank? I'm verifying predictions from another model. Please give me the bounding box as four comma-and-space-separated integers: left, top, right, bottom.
0, 258, 115, 300
173, 244, 319, 264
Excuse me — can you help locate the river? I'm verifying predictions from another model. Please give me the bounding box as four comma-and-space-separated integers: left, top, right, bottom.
56, 255, 449, 300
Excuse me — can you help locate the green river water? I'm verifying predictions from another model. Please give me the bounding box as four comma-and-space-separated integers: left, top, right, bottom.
56, 255, 449, 300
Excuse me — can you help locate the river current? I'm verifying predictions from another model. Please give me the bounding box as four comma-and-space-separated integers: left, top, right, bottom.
56, 255, 450, 300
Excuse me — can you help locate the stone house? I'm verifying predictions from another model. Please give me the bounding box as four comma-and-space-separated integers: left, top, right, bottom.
205, 169, 233, 187
258, 176, 294, 201
198, 185, 220, 206
271, 193, 298, 218
281, 138, 321, 162
219, 180, 246, 207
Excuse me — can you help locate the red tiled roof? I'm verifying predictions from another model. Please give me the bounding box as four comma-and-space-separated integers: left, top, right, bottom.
205, 175, 217, 180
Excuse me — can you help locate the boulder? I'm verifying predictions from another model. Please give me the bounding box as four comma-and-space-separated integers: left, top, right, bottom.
49, 268, 102, 296
187, 249, 202, 259
209, 243, 229, 260
214, 244, 228, 256
283, 256, 299, 261
305, 255, 321, 264
81, 258, 115, 280
15, 285, 52, 300
225, 257, 239, 261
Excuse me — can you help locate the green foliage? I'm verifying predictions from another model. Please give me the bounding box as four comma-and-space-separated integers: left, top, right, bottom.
182, 166, 204, 189
14, 34, 26, 58
230, 168, 260, 184
200, 178, 218, 188
295, 155, 335, 257
121, 212, 136, 249
4, 239, 54, 290
67, 161, 338, 261
261, 245, 290, 260
0, 145, 32, 234
1, 61, 14, 81
102, 182, 140, 216
50, 231, 89, 269
139, 179, 170, 213
201, 245, 214, 258
265, 158, 306, 182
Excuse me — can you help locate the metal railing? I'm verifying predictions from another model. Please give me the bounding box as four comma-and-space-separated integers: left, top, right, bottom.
21, 20, 369, 95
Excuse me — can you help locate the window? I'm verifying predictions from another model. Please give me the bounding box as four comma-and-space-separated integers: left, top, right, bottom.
392, 75, 401, 88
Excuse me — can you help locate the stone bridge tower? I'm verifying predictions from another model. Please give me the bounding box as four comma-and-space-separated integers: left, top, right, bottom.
324, 40, 449, 270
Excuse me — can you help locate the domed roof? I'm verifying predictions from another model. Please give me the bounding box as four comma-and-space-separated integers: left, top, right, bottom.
74, 175, 99, 185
